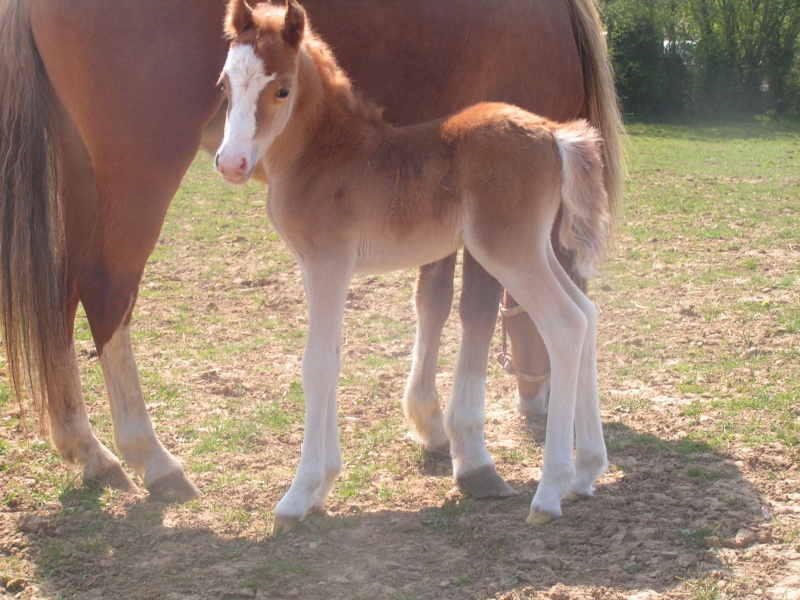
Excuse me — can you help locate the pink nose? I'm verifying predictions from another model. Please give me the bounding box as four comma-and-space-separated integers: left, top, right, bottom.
215, 151, 251, 181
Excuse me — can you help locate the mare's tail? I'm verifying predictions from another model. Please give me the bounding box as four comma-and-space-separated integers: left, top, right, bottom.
567, 0, 625, 225
0, 0, 67, 431
553, 121, 610, 280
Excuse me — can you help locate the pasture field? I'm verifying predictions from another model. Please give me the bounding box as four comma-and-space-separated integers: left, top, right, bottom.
1, 119, 799, 599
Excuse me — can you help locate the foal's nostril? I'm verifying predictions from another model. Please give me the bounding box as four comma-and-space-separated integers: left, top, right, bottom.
214, 153, 220, 169
238, 156, 248, 174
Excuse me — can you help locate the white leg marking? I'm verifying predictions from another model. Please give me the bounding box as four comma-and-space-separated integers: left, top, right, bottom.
403, 318, 449, 452
49, 344, 128, 482
99, 325, 184, 487
515, 385, 549, 419
274, 254, 353, 530
467, 239, 585, 520
445, 370, 492, 475
545, 245, 607, 497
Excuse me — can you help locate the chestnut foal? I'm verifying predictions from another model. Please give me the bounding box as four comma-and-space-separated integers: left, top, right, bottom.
217, 0, 610, 532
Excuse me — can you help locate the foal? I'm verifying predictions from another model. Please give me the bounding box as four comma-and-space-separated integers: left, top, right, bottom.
216, 0, 610, 532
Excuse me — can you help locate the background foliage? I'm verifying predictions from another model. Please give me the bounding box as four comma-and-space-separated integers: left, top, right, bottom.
600, 0, 800, 116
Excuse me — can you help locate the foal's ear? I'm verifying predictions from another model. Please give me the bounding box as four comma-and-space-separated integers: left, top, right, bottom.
282, 0, 306, 48
226, 0, 254, 37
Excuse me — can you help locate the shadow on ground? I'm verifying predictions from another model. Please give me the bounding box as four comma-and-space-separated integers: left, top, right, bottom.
18, 421, 768, 600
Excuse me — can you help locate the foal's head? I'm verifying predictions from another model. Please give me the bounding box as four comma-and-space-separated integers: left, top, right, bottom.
215, 0, 306, 183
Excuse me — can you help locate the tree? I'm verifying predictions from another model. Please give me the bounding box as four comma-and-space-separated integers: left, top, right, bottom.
600, 0, 800, 115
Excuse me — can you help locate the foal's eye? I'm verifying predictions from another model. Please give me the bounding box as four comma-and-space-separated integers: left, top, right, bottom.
276, 87, 291, 100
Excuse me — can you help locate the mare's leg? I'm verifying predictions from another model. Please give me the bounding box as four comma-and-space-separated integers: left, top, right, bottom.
95, 322, 199, 502
28, 0, 227, 501
273, 254, 353, 534
78, 168, 201, 502
48, 340, 138, 493
402, 255, 456, 453
445, 251, 516, 497
45, 120, 137, 493
544, 245, 607, 498
502, 293, 550, 419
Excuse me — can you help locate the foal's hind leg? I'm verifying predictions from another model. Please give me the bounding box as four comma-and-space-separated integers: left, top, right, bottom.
402, 255, 456, 453
544, 245, 607, 498
505, 218, 586, 419
473, 241, 587, 523
445, 251, 516, 497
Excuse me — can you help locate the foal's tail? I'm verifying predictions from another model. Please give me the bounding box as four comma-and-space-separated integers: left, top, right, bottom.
0, 0, 67, 431
553, 120, 610, 280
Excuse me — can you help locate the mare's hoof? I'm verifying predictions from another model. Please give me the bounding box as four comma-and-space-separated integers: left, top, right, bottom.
526, 508, 559, 526
86, 463, 139, 494
456, 465, 518, 498
146, 470, 201, 503
273, 516, 301, 536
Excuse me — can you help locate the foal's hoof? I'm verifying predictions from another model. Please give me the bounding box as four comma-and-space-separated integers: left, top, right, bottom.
422, 440, 451, 457
564, 490, 591, 502
526, 508, 559, 526
456, 465, 518, 498
409, 427, 451, 456
86, 463, 139, 495
273, 516, 301, 536
515, 391, 548, 419
146, 470, 202, 503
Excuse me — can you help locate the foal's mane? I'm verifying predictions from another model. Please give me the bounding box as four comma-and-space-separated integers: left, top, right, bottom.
301, 33, 384, 126
242, 1, 384, 126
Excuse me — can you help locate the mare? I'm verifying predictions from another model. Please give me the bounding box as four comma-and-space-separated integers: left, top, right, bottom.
0, 0, 622, 503
216, 0, 610, 531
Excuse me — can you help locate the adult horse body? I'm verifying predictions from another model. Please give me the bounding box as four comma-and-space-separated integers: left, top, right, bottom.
218, 0, 610, 530
0, 0, 622, 502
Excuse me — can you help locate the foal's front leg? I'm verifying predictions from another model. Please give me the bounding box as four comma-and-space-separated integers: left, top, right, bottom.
273, 255, 353, 534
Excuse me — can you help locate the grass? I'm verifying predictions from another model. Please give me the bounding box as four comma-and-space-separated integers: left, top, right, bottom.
1, 118, 799, 599
599, 118, 800, 451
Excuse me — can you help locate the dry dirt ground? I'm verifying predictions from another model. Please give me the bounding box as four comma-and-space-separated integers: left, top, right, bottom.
1, 145, 799, 599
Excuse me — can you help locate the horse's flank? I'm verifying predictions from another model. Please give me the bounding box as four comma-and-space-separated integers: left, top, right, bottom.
244, 9, 605, 277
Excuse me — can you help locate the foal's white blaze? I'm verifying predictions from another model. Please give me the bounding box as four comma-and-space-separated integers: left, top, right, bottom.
218, 44, 276, 179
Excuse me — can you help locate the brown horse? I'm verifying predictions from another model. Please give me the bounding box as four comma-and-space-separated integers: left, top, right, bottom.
217, 0, 610, 531
0, 0, 622, 502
